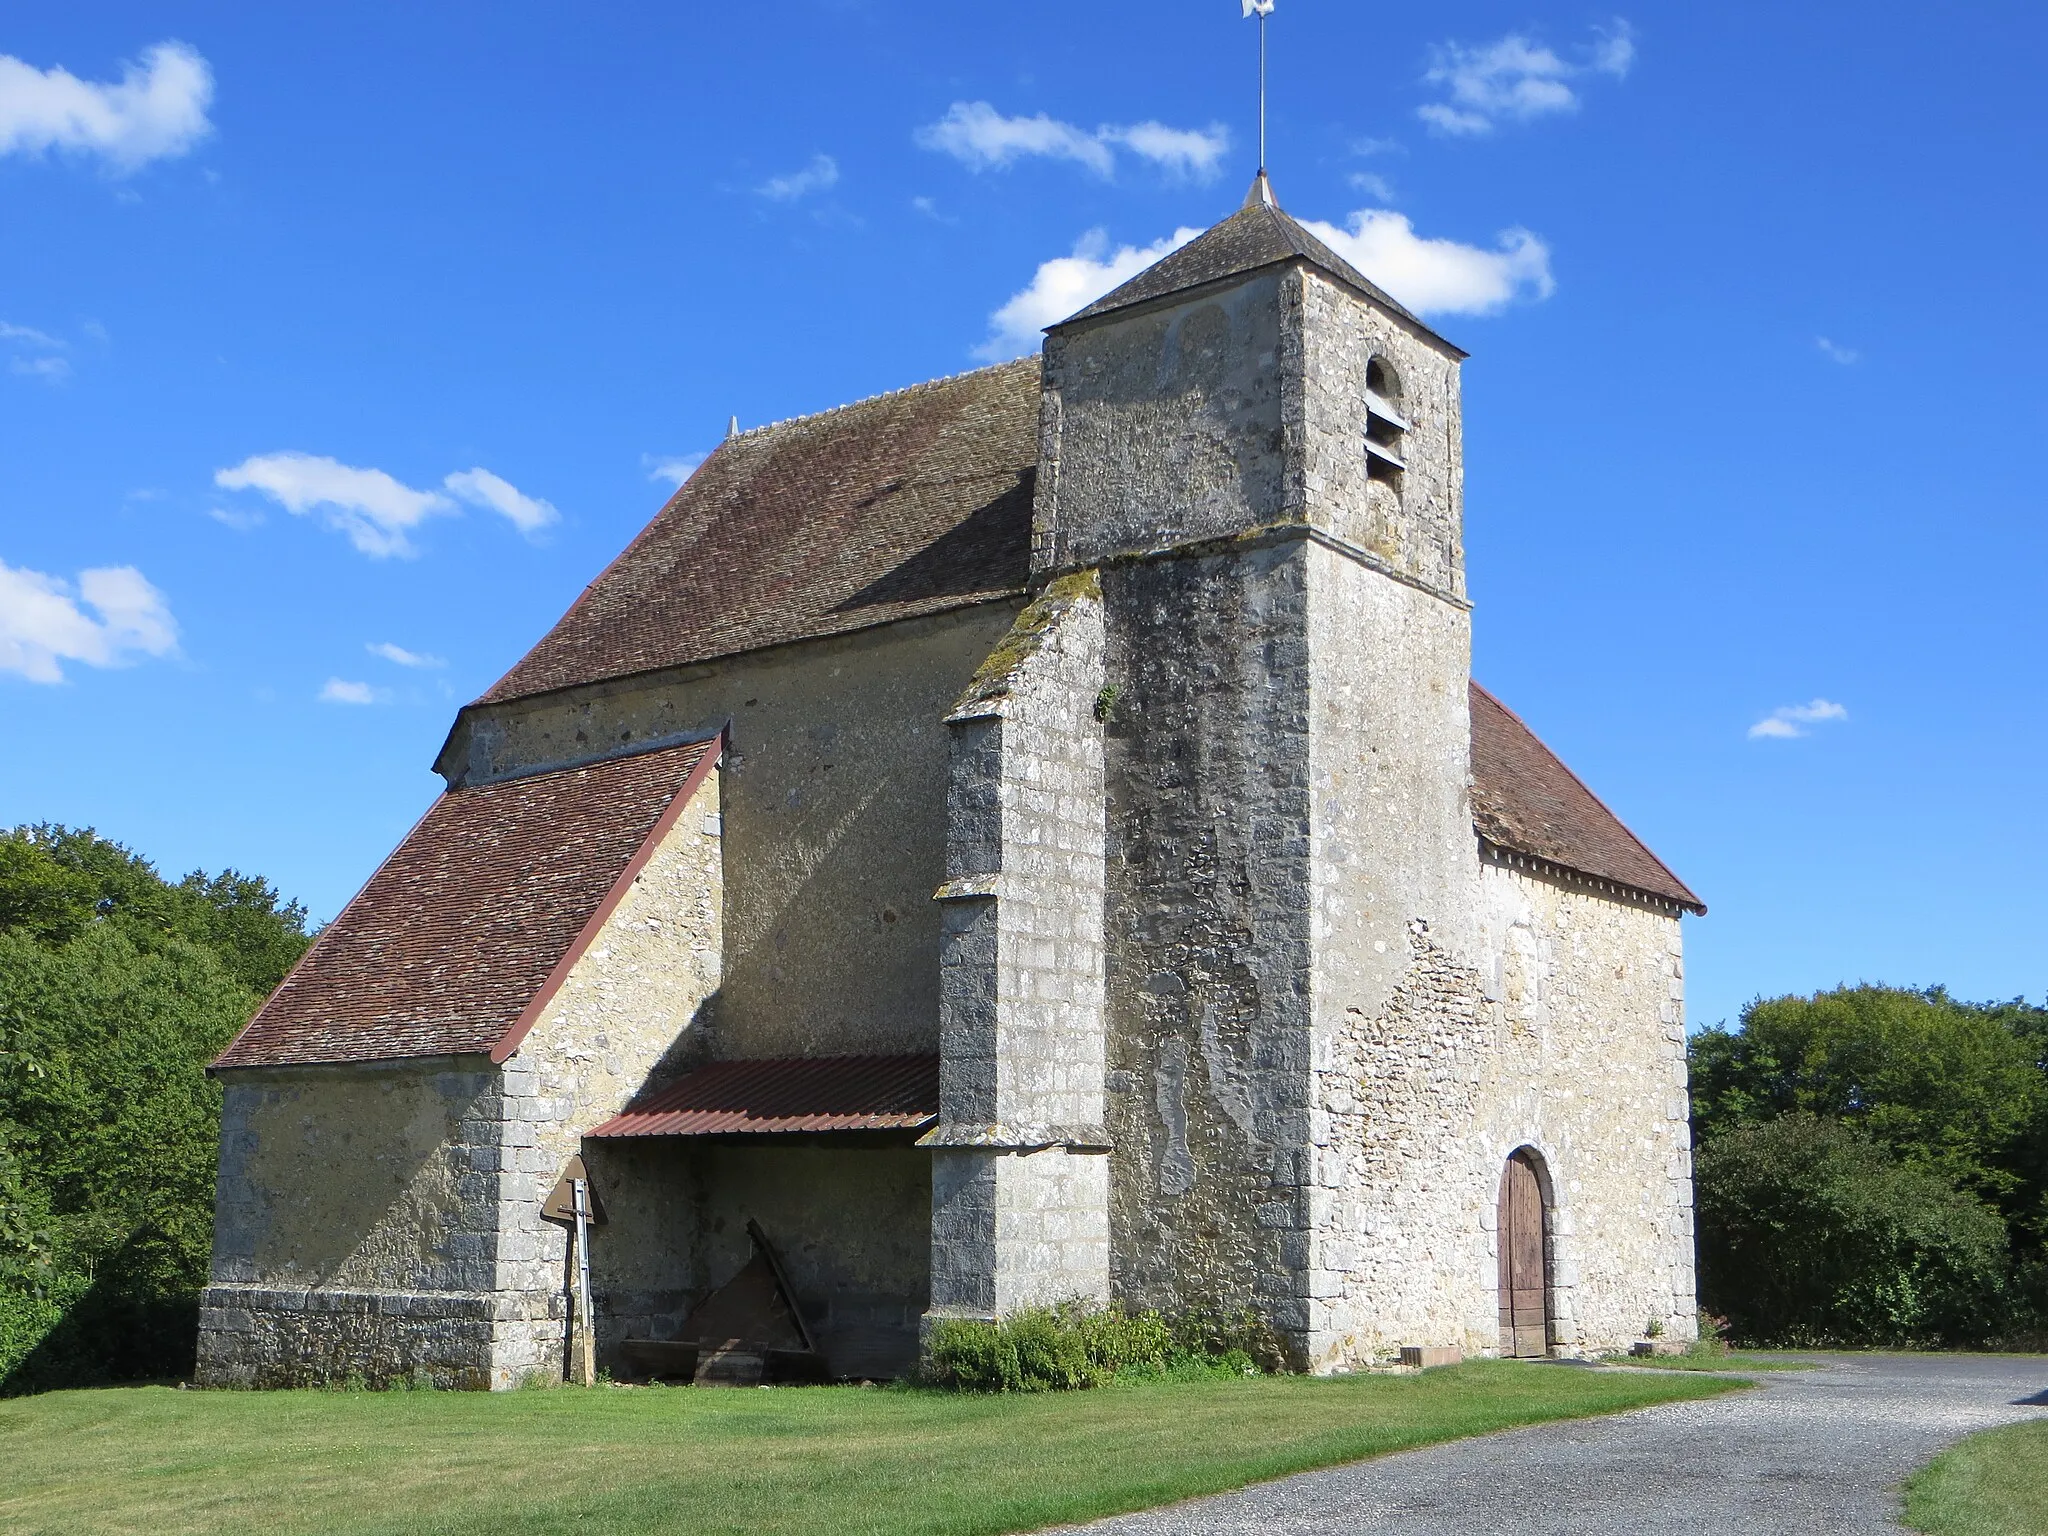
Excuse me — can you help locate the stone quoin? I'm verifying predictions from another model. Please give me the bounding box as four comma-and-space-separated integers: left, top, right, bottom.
197, 177, 1703, 1388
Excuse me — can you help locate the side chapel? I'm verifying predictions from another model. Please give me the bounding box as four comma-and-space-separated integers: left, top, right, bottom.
199, 176, 1703, 1388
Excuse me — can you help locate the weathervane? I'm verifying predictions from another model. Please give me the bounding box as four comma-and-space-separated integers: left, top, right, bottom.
1243, 0, 1275, 173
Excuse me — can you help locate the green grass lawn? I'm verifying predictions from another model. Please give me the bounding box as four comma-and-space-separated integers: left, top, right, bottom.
1904, 1419, 2048, 1536
0, 1363, 1743, 1536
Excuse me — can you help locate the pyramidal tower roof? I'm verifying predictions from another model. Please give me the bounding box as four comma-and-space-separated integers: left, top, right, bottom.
1055, 173, 1464, 358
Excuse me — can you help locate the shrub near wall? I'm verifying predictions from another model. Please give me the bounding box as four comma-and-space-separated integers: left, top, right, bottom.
924, 1304, 1282, 1391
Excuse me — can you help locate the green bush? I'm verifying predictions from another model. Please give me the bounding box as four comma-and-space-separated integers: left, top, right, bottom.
1695, 1113, 2011, 1346
1691, 985, 2046, 1224
922, 1303, 1276, 1392
0, 826, 310, 1390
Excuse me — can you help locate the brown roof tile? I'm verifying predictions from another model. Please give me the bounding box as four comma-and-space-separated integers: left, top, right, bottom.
213, 738, 719, 1070
586, 1054, 939, 1137
476, 359, 1041, 707
1470, 683, 1704, 913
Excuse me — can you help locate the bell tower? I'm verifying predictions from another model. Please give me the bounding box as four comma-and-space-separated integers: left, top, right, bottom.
1025, 175, 1482, 1368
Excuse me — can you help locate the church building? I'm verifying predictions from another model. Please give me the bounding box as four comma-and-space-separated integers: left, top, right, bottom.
198, 176, 1703, 1388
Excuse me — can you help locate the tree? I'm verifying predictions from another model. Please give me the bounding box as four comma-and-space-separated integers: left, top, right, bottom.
1690, 985, 2048, 1348
1691, 985, 2047, 1220
1696, 1114, 2009, 1346
0, 825, 312, 1387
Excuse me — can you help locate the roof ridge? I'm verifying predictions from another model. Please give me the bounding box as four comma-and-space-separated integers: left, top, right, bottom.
729, 356, 1037, 444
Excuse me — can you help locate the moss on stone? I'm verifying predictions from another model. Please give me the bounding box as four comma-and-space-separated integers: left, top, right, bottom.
954, 568, 1102, 714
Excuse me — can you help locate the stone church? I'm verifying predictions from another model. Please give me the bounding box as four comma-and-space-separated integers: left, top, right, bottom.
198, 176, 1703, 1389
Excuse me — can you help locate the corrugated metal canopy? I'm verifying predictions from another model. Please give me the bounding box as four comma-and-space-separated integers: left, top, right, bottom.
586, 1054, 939, 1138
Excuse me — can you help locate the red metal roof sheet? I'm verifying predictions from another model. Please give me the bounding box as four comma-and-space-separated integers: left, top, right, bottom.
585, 1054, 939, 1137
213, 738, 719, 1070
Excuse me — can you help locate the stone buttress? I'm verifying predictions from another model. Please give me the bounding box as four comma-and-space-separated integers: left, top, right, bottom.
924, 574, 1112, 1325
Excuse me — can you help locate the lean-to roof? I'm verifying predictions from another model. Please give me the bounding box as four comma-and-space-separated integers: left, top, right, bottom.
212, 738, 718, 1071
586, 1054, 939, 1138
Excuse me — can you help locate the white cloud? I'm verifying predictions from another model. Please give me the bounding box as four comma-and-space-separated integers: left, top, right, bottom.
1748, 698, 1848, 740
1817, 336, 1860, 365
979, 226, 1204, 359
917, 101, 1227, 180
207, 505, 263, 531
319, 678, 385, 706
1101, 121, 1230, 178
757, 154, 839, 202
1347, 171, 1397, 203
0, 41, 214, 173
367, 641, 444, 669
0, 321, 61, 348
2, 319, 69, 382
0, 558, 177, 684
1420, 23, 1634, 137
643, 451, 707, 488
919, 102, 1112, 175
443, 467, 558, 536
1589, 21, 1638, 77
1302, 210, 1554, 316
215, 452, 452, 558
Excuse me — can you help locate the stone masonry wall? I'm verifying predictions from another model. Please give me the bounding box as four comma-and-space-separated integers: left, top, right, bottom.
1301, 537, 1483, 1370
1296, 271, 1464, 601
1098, 543, 1317, 1356
1477, 853, 1696, 1348
446, 604, 1020, 1063
1307, 858, 1696, 1366
199, 1061, 512, 1388
928, 577, 1111, 1322
1035, 272, 1290, 575
489, 766, 726, 1385
198, 764, 725, 1389
586, 1140, 933, 1380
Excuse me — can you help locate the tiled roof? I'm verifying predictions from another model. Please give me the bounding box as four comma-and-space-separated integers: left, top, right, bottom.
1060, 175, 1463, 357
476, 359, 1041, 707
586, 1054, 939, 1137
1470, 684, 1704, 913
212, 739, 719, 1071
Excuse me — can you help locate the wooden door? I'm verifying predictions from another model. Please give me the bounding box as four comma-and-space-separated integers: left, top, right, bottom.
1497, 1151, 1549, 1357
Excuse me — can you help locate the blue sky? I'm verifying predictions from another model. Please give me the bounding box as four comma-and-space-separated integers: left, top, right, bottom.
2, 2, 2044, 1031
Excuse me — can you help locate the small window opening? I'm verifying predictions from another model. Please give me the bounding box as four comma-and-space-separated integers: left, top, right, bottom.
1364, 356, 1408, 487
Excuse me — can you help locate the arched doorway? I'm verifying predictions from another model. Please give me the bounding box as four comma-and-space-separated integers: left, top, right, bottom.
1497, 1149, 1550, 1357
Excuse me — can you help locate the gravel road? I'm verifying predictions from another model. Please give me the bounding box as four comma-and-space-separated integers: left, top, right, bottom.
1050, 1354, 2048, 1535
